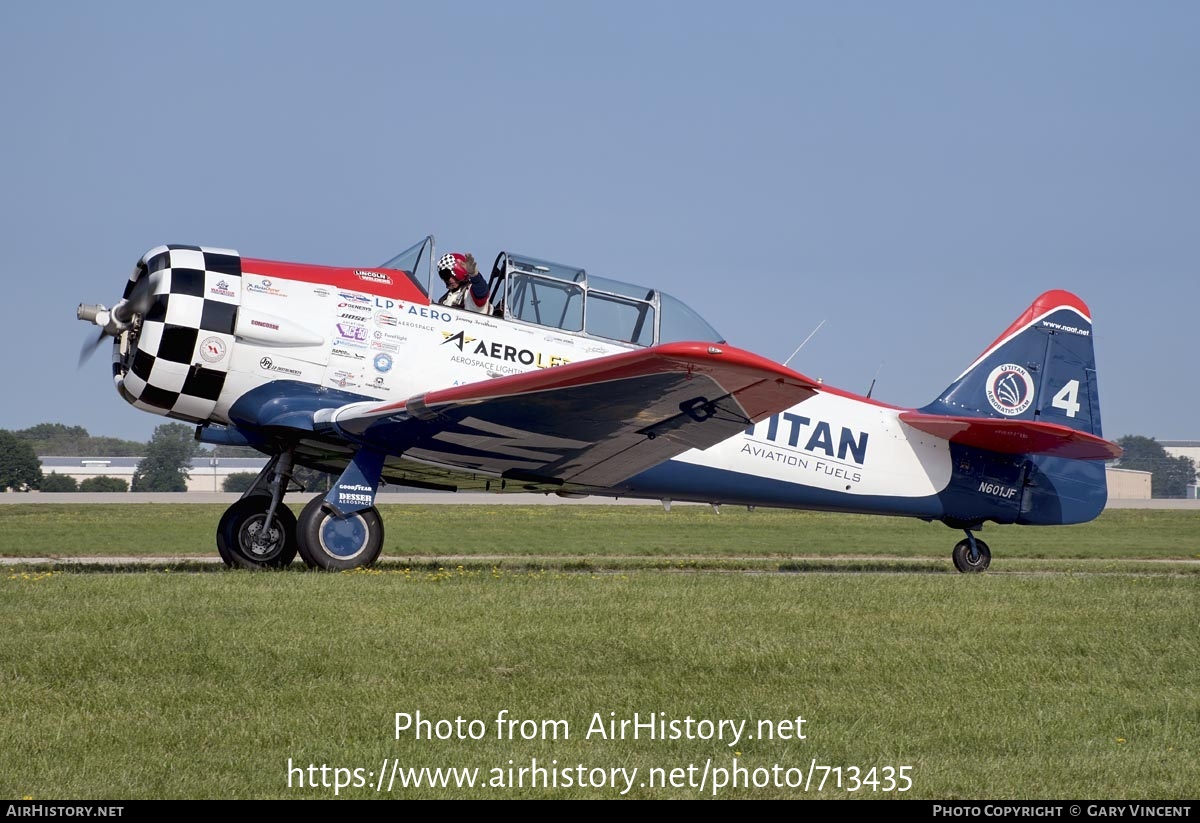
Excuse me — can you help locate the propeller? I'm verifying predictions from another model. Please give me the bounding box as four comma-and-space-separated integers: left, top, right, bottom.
77, 274, 156, 367
77, 322, 108, 367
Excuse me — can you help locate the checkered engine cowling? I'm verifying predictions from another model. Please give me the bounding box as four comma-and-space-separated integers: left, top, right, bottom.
114, 244, 242, 423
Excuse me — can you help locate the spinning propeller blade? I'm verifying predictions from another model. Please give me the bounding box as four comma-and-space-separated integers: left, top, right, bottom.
78, 327, 108, 367
76, 272, 156, 369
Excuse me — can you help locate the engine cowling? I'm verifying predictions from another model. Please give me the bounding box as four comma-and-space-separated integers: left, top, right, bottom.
114, 244, 243, 423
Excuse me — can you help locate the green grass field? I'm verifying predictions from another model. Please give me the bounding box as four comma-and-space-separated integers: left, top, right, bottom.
1, 505, 1197, 799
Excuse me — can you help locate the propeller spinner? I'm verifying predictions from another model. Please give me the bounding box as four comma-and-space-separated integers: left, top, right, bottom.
77, 274, 155, 366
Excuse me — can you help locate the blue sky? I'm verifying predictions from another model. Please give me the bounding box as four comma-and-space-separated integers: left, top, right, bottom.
1, 2, 1196, 442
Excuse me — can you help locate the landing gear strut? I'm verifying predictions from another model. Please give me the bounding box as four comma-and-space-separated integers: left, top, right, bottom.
216, 452, 299, 569
951, 531, 991, 574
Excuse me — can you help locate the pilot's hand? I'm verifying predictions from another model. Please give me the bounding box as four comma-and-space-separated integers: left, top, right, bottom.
463, 254, 478, 276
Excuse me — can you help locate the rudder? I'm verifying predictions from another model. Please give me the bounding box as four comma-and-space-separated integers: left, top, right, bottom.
921, 290, 1104, 438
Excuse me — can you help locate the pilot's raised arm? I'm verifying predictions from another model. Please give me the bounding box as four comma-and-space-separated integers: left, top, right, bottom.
436, 252, 490, 313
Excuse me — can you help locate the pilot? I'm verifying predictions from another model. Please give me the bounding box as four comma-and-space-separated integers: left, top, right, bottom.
437, 252, 491, 313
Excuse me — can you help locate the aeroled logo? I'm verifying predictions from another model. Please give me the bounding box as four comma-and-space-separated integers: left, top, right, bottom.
441, 330, 570, 369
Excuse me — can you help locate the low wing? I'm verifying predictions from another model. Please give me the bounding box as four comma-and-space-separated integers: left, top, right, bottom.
899, 412, 1123, 460
320, 342, 819, 489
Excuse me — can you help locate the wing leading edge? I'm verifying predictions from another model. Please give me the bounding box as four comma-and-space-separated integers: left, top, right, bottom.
321, 342, 820, 489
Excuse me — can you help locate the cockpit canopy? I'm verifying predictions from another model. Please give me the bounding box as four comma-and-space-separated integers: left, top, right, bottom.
382, 237, 723, 347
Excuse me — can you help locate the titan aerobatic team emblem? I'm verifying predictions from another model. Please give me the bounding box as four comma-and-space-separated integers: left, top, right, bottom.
985, 364, 1035, 416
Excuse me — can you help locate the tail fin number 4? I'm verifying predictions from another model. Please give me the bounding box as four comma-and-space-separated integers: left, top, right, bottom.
1051, 380, 1081, 418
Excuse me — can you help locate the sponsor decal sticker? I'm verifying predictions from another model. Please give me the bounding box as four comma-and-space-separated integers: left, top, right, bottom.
375, 311, 400, 327
373, 353, 393, 373
250, 319, 279, 331
741, 414, 872, 485
372, 300, 452, 322
441, 330, 570, 368
985, 364, 1035, 416
247, 279, 287, 297
259, 356, 302, 376
355, 269, 393, 285
209, 279, 236, 298
331, 370, 359, 389
458, 316, 498, 328
338, 291, 372, 304
337, 323, 369, 342
441, 330, 478, 350
200, 336, 226, 363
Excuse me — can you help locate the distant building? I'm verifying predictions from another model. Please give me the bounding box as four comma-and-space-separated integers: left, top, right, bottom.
38, 456, 269, 493
1104, 467, 1152, 500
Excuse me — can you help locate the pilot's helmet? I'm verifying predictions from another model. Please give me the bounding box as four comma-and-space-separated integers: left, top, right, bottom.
437, 253, 475, 285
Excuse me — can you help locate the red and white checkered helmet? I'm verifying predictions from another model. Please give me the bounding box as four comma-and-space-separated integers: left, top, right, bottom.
437, 253, 472, 283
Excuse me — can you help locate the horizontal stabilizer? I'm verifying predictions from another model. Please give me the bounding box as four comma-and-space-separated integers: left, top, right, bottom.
899, 412, 1123, 461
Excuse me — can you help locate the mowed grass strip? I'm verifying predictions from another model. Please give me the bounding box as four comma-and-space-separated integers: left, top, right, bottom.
1, 569, 1196, 799
1, 505, 1198, 561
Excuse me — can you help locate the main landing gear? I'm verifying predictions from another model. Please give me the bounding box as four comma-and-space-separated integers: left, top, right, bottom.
215, 453, 384, 570
295, 495, 385, 570
951, 530, 991, 574
216, 452, 298, 569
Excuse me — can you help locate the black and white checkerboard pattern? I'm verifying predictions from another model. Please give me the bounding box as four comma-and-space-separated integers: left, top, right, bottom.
115, 244, 242, 422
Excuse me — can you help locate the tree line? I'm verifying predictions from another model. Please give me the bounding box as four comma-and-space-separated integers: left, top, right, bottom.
0, 423, 209, 492
0, 423, 331, 493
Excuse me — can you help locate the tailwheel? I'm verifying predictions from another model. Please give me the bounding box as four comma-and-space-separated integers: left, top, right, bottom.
296, 494, 385, 570
217, 496, 299, 569
951, 536, 991, 574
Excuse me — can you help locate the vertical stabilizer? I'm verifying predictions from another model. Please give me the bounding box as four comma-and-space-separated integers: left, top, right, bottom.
921, 290, 1103, 438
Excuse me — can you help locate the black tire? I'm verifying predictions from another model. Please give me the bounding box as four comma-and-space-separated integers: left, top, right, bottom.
296, 494, 385, 570
216, 497, 298, 569
952, 538, 991, 574
215, 527, 237, 568
215, 494, 271, 567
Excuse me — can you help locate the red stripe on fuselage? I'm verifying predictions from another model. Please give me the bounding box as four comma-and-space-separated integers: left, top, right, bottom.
241, 258, 430, 304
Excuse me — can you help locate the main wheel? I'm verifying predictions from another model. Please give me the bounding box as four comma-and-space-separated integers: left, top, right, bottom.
216, 497, 298, 569
952, 538, 991, 573
296, 494, 385, 570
